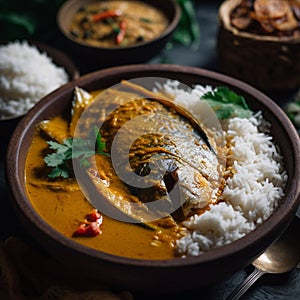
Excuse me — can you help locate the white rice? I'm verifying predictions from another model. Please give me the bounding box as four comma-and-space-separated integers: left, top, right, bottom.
158, 81, 287, 257
0, 40, 68, 119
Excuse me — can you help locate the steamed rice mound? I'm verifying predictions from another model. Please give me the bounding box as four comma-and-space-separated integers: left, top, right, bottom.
0, 40, 68, 119
159, 82, 288, 257
175, 114, 287, 256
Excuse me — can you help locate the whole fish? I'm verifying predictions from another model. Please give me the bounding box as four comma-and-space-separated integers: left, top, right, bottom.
72, 82, 225, 227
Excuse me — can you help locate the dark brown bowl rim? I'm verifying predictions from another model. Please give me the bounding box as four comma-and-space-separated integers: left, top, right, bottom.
6, 64, 300, 268
57, 0, 181, 51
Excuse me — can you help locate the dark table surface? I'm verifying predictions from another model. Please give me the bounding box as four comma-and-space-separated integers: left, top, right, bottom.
1, 1, 300, 299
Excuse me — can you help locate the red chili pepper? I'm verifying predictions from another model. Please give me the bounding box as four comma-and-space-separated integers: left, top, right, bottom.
73, 223, 87, 236
73, 210, 103, 237
73, 222, 102, 237
92, 9, 122, 22
86, 210, 102, 222
84, 222, 102, 236
116, 19, 127, 45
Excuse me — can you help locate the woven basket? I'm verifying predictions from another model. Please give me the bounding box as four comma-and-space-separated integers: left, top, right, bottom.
217, 0, 300, 91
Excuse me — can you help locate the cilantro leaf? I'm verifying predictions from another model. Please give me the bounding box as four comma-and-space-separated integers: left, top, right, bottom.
201, 86, 252, 119
44, 152, 66, 167
72, 138, 90, 159
47, 140, 68, 152
48, 166, 70, 179
44, 127, 109, 179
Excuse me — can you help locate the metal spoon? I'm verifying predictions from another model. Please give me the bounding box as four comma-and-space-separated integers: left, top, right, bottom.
226, 216, 300, 300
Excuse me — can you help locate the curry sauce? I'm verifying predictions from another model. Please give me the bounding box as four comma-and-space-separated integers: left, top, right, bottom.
25, 84, 223, 260
26, 116, 182, 260
69, 0, 169, 47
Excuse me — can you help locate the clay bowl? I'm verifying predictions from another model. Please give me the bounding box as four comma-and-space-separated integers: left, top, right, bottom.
0, 40, 79, 142
57, 0, 181, 73
218, 0, 300, 91
6, 64, 300, 293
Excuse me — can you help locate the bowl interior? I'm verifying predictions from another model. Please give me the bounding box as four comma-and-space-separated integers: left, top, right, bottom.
6, 64, 300, 291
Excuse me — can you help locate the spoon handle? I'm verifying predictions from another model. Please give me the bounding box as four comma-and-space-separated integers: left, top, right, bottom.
226, 267, 266, 300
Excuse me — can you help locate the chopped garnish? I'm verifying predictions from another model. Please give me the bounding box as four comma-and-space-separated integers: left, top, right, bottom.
73, 222, 102, 237
201, 86, 252, 119
44, 126, 109, 179
140, 17, 153, 23
44, 139, 73, 179
92, 9, 122, 22
86, 210, 103, 222
73, 209, 103, 237
116, 19, 127, 45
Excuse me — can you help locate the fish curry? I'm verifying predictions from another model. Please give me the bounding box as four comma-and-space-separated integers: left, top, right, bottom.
25, 81, 224, 260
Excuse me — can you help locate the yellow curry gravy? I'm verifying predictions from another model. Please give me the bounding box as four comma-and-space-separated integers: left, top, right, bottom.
25, 85, 222, 260
25, 116, 184, 260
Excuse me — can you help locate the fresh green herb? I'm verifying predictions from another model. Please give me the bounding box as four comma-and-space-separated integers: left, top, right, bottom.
44, 126, 109, 179
0, 12, 36, 36
0, 0, 67, 41
140, 17, 153, 23
201, 86, 252, 119
284, 91, 300, 128
173, 0, 200, 50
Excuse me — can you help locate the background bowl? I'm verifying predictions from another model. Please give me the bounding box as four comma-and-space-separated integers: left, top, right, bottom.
6, 64, 300, 293
57, 0, 181, 73
218, 0, 300, 91
0, 40, 79, 142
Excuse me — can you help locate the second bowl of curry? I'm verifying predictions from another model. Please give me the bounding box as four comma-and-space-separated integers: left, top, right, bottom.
57, 0, 181, 72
